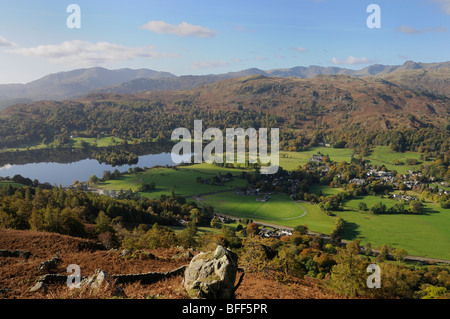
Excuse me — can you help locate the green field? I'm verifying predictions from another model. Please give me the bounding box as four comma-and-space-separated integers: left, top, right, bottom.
309, 184, 343, 197
96, 163, 249, 199
333, 195, 450, 260
70, 136, 131, 148
0, 181, 23, 188
0, 135, 139, 153
432, 183, 450, 192
279, 145, 432, 175
197, 192, 336, 235
279, 147, 354, 170
362, 145, 433, 174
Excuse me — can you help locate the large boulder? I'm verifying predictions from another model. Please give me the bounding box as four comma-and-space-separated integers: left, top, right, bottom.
182, 245, 238, 299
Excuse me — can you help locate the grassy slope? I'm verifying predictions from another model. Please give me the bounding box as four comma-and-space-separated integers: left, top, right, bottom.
309, 184, 343, 196
333, 195, 450, 260
279, 147, 354, 170
0, 181, 23, 188
70, 136, 126, 147
362, 145, 433, 174
198, 192, 335, 235
97, 163, 248, 199
280, 145, 432, 174
0, 136, 138, 153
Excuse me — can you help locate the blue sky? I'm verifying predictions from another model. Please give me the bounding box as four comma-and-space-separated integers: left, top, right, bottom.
0, 0, 449, 83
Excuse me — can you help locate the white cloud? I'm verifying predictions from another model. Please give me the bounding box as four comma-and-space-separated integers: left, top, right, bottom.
331, 56, 377, 65
141, 21, 217, 38
7, 40, 178, 66
430, 0, 450, 15
291, 47, 308, 53
191, 60, 229, 69
397, 25, 446, 34
0, 36, 17, 47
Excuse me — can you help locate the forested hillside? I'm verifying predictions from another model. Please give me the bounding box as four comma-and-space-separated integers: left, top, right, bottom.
0, 74, 448, 154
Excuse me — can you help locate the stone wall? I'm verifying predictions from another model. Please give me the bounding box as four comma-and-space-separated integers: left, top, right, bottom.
35, 265, 187, 285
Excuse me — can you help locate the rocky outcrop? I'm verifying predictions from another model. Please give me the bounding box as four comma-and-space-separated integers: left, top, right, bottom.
171, 249, 194, 260
182, 245, 239, 299
37, 252, 62, 273
79, 269, 109, 289
0, 249, 31, 259
29, 281, 48, 293
77, 269, 126, 298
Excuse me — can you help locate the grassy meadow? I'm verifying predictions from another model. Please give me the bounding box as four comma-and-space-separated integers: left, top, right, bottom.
0, 181, 23, 188
197, 192, 336, 235
333, 195, 450, 260
362, 145, 433, 174
0, 135, 139, 153
96, 163, 248, 199
279, 147, 354, 170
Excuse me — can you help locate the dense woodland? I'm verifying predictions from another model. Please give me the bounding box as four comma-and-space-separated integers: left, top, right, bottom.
0, 75, 449, 156
0, 183, 213, 237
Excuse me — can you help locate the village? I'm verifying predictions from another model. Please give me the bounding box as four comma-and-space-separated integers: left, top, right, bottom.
232, 152, 449, 210
213, 213, 294, 239
310, 153, 449, 196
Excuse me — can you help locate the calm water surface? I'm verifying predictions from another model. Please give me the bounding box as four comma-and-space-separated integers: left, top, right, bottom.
0, 152, 189, 187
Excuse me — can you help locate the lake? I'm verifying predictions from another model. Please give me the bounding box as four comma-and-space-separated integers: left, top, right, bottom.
0, 144, 190, 187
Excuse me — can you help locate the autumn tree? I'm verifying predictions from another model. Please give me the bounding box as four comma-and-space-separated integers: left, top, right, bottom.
376, 244, 390, 263
95, 211, 114, 234
240, 236, 275, 274
367, 263, 421, 299
392, 248, 408, 262
328, 240, 369, 298
246, 223, 260, 237
177, 221, 198, 248
409, 201, 423, 214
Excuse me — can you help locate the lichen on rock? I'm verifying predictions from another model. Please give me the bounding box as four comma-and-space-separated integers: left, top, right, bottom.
182, 245, 238, 299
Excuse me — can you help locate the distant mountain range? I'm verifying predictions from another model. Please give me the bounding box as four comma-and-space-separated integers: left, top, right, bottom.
0, 68, 175, 109
1, 60, 449, 109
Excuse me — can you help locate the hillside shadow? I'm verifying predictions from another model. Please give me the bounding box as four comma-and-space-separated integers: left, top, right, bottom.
342, 221, 360, 240
421, 206, 441, 216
